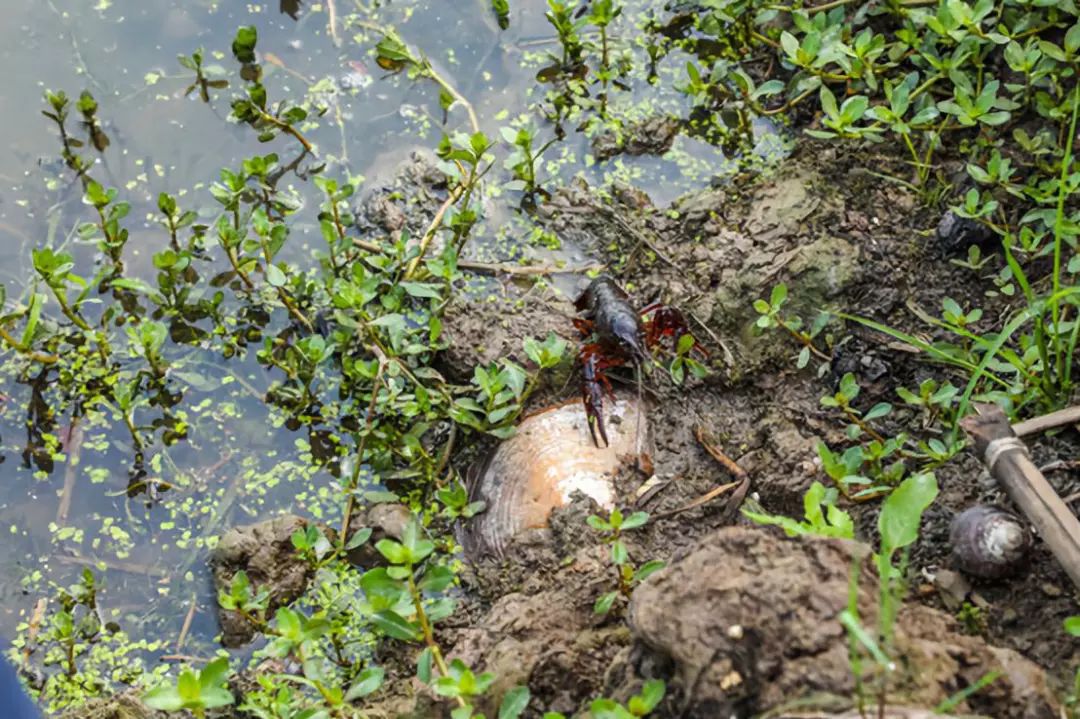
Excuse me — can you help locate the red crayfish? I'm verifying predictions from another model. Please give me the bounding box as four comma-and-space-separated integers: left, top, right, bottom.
573, 275, 703, 447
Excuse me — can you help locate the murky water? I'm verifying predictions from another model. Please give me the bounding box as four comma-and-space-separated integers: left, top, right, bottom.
0, 0, 779, 662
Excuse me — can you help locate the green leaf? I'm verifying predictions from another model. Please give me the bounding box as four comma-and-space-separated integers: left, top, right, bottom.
417, 647, 434, 683
620, 511, 649, 530
199, 657, 231, 692
1064, 616, 1080, 637
345, 666, 385, 700
878, 472, 938, 554
499, 686, 531, 719
863, 402, 892, 421
629, 679, 665, 714
266, 264, 287, 287
594, 590, 618, 614
372, 609, 420, 641
142, 684, 185, 711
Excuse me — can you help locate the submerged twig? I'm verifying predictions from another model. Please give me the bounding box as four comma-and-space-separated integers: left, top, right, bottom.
175, 592, 198, 652
55, 415, 84, 526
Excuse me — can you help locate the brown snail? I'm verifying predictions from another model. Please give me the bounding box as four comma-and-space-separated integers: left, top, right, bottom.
949, 505, 1031, 579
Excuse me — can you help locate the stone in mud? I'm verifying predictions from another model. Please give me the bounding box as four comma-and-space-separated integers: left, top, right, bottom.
935, 209, 996, 254
627, 527, 1057, 719
344, 502, 413, 568
438, 291, 576, 384
670, 171, 861, 366
209, 514, 320, 647
592, 116, 681, 162
353, 151, 448, 245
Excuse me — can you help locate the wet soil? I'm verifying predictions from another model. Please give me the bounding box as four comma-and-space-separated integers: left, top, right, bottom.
432, 139, 1079, 716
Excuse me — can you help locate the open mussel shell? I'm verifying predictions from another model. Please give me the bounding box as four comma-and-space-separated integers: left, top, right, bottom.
463, 394, 647, 558
949, 505, 1031, 579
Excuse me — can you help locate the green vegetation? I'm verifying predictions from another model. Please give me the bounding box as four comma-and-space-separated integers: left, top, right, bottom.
5, 0, 1080, 714
587, 508, 665, 615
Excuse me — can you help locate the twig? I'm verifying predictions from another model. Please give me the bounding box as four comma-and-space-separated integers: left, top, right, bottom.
175, 592, 198, 652
326, 0, 342, 46
652, 426, 752, 520
340, 356, 386, 542
652, 480, 741, 519
54, 554, 167, 578
160, 654, 211, 663
55, 415, 84, 526
458, 260, 604, 276
1012, 405, 1080, 438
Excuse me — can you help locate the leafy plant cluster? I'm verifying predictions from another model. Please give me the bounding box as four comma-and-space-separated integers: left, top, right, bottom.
679, 0, 1080, 422
7, 21, 579, 718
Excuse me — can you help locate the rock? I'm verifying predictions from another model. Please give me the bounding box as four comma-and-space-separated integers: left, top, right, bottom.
353, 151, 448, 248
627, 526, 1058, 718
345, 502, 413, 567
438, 291, 575, 384
209, 515, 319, 647
592, 116, 680, 162
935, 210, 996, 254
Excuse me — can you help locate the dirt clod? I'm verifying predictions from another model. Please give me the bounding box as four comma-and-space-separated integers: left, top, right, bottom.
209, 514, 318, 647
627, 526, 1058, 719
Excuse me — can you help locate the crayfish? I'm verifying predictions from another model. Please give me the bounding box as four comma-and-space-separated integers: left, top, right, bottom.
573, 275, 702, 448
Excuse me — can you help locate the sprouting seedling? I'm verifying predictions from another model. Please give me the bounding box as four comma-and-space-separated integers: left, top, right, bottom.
142, 657, 235, 718
587, 508, 664, 615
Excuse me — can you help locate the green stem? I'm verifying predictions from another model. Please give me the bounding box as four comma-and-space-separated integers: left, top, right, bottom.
406, 569, 467, 708
0, 326, 59, 364
1050, 84, 1080, 392
339, 358, 385, 544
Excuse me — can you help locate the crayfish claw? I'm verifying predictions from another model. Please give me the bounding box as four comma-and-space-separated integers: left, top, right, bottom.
581, 352, 610, 448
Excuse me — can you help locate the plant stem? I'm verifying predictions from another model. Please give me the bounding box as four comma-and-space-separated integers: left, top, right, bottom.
403, 183, 465, 280
422, 59, 480, 134
0, 326, 59, 364
339, 357, 385, 544
1050, 84, 1079, 392
406, 570, 467, 709
261, 110, 313, 153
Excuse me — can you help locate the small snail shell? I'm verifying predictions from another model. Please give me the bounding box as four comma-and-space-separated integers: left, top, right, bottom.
949, 505, 1031, 579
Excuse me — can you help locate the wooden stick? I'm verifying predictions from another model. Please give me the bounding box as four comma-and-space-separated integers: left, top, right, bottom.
175, 592, 198, 653
55, 416, 83, 526
650, 426, 751, 521
352, 237, 602, 276
960, 403, 1080, 591
1012, 404, 1080, 438
652, 480, 740, 519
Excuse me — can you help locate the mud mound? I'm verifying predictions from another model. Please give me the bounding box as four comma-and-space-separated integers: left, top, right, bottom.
628, 526, 1058, 718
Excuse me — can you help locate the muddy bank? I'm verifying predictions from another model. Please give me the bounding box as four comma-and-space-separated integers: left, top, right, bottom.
433, 141, 1078, 714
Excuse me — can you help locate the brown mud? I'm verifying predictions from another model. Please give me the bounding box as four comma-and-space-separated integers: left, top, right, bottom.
430, 140, 1080, 717
63, 139, 1079, 719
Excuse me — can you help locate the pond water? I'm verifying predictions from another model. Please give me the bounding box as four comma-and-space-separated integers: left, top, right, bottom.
0, 0, 780, 664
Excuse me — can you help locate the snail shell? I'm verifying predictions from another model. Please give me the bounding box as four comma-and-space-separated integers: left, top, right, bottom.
949, 505, 1031, 579
463, 394, 646, 558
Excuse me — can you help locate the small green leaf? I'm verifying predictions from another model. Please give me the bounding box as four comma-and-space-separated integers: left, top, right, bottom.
498, 686, 531, 719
